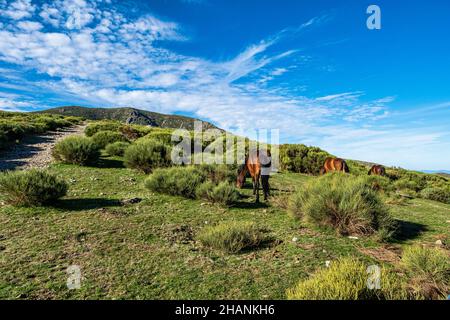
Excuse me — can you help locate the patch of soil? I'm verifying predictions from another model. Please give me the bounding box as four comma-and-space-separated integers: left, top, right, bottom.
161, 224, 195, 244
0, 123, 87, 171
358, 245, 402, 263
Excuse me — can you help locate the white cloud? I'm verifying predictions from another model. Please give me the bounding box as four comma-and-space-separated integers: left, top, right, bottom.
17, 20, 43, 31
0, 0, 35, 20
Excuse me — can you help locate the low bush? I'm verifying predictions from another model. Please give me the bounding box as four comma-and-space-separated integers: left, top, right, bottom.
197, 164, 237, 184
198, 221, 270, 253
401, 245, 449, 299
52, 136, 100, 165
196, 181, 240, 206
286, 258, 410, 300
92, 130, 128, 149
124, 140, 171, 173
145, 166, 206, 198
105, 141, 130, 157
0, 169, 68, 206
289, 173, 395, 239
84, 121, 121, 137
119, 125, 152, 140
420, 186, 450, 204
279, 144, 330, 175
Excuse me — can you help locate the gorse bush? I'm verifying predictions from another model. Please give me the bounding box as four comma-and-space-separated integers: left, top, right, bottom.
401, 245, 449, 299
124, 140, 171, 173
105, 141, 130, 157
198, 221, 270, 253
289, 173, 395, 239
119, 125, 152, 140
279, 144, 330, 175
196, 181, 240, 206
0, 169, 68, 206
145, 166, 206, 198
84, 121, 122, 137
52, 136, 100, 165
91, 130, 128, 149
286, 258, 410, 300
420, 186, 450, 204
197, 164, 237, 184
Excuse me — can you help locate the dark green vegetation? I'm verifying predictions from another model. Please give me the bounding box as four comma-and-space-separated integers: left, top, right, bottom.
124, 139, 171, 173
0, 169, 67, 206
0, 111, 82, 150
52, 136, 100, 165
105, 141, 131, 157
0, 118, 449, 300
39, 106, 220, 131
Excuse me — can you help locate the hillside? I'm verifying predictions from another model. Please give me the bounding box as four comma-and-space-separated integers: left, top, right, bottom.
37, 106, 220, 131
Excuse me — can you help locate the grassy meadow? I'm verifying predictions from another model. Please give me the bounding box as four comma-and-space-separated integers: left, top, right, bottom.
0, 120, 449, 300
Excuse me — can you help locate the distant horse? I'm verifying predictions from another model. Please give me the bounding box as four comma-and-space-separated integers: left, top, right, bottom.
368, 165, 386, 176
236, 151, 271, 202
319, 157, 350, 175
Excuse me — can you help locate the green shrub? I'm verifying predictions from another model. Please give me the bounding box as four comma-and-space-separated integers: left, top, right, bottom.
280, 144, 330, 175
197, 164, 237, 184
366, 175, 394, 193
92, 130, 128, 149
196, 181, 240, 206
0, 169, 67, 206
145, 166, 206, 198
401, 245, 449, 299
52, 136, 100, 165
198, 221, 270, 253
84, 121, 121, 137
105, 141, 130, 157
119, 125, 152, 140
124, 140, 171, 173
420, 186, 450, 204
289, 173, 395, 239
287, 258, 410, 300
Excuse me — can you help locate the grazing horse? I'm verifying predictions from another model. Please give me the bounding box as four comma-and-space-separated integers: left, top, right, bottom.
368, 165, 386, 176
319, 157, 350, 175
236, 151, 271, 202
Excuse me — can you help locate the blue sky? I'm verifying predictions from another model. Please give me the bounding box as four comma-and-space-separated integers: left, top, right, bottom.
0, 0, 449, 170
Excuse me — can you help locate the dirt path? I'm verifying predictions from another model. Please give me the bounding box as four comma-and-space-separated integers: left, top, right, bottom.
0, 123, 87, 171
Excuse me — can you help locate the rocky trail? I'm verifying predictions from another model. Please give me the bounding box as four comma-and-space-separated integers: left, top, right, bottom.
0, 123, 87, 171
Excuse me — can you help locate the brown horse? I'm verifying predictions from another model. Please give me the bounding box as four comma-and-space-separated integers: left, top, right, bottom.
236, 151, 270, 202
368, 165, 386, 176
319, 157, 350, 175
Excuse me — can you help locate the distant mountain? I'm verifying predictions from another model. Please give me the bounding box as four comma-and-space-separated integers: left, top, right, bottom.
422, 170, 450, 178
37, 106, 221, 131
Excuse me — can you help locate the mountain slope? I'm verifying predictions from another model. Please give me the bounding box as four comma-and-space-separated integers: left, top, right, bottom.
38, 106, 220, 131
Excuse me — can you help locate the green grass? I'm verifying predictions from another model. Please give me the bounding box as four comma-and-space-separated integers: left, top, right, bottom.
0, 156, 449, 299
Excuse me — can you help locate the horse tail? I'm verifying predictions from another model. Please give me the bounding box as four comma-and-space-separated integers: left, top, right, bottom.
342, 160, 349, 173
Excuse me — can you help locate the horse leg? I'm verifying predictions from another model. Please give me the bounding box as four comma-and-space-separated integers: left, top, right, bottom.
252, 177, 257, 195
261, 175, 269, 201
255, 177, 260, 203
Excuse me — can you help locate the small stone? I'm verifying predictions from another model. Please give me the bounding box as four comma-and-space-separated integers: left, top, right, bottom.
292, 237, 298, 242
204, 221, 209, 224
325, 260, 331, 267
435, 240, 443, 246
348, 236, 359, 240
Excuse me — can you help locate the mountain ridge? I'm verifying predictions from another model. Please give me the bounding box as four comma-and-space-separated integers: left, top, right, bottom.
37, 106, 221, 131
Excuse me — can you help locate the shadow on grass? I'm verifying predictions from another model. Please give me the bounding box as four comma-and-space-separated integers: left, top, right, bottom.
53, 198, 122, 211
390, 219, 428, 243
94, 157, 125, 169
232, 200, 269, 209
